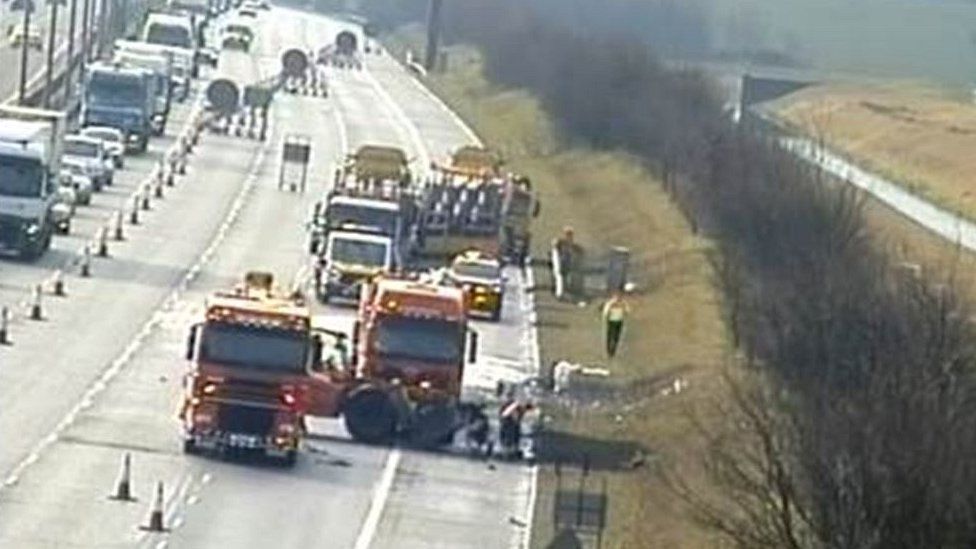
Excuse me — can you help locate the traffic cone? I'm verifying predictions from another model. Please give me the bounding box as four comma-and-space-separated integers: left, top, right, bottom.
80, 245, 91, 278
52, 270, 65, 296
29, 284, 42, 320
109, 452, 135, 501
130, 196, 140, 225
114, 210, 125, 241
0, 306, 9, 345
141, 480, 167, 532
97, 227, 109, 258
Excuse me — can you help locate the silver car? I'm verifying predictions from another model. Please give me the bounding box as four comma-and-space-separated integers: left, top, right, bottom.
64, 135, 114, 189
60, 163, 95, 205
81, 126, 126, 169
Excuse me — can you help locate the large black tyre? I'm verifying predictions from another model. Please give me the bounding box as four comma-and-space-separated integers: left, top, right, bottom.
408, 402, 458, 448
182, 437, 198, 455
277, 449, 298, 467
317, 282, 331, 305
343, 387, 397, 444
490, 302, 502, 322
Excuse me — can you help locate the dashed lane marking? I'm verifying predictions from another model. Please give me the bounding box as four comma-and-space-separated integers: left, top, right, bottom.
0, 119, 274, 494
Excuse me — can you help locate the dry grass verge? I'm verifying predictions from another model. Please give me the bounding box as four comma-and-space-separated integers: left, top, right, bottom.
771, 82, 976, 219
770, 82, 976, 318
421, 45, 731, 548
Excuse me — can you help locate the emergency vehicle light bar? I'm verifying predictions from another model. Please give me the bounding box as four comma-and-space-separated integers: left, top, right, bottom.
205, 306, 309, 330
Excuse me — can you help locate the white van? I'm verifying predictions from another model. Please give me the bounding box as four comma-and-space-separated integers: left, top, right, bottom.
142, 13, 199, 77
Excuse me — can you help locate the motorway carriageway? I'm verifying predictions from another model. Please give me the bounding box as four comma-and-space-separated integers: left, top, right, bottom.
0, 0, 77, 104
0, 6, 538, 549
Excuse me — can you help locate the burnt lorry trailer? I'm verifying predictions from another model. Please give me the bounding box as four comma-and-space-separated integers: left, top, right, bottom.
204, 49, 276, 138
280, 48, 327, 97
317, 30, 363, 70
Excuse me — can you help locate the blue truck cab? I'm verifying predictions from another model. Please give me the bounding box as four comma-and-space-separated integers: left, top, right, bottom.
81, 63, 157, 153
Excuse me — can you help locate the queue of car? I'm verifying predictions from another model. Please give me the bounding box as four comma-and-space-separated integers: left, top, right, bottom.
50, 127, 124, 234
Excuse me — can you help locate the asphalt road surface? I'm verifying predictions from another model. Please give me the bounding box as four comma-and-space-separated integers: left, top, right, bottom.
0, 6, 538, 548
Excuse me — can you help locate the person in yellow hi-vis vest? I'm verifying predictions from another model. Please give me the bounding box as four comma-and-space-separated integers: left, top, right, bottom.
602, 292, 630, 359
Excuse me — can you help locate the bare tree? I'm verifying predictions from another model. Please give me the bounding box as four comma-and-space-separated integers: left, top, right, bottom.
360, 1, 976, 545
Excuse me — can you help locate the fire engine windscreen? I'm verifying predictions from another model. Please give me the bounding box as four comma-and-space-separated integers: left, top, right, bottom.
199, 323, 309, 373
454, 262, 500, 280
328, 204, 398, 235
0, 157, 43, 197
331, 239, 387, 267
375, 317, 462, 363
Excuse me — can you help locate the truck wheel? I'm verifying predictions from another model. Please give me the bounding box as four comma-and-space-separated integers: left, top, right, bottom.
19, 230, 50, 261
344, 387, 397, 444
408, 402, 458, 448
182, 438, 198, 455
490, 303, 502, 322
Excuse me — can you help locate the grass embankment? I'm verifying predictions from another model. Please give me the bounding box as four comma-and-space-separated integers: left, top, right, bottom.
771, 82, 976, 219
770, 82, 976, 307
420, 45, 730, 547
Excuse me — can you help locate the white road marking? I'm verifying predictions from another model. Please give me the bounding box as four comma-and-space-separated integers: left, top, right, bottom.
371, 44, 546, 549
334, 98, 349, 154
385, 57, 482, 146
352, 448, 401, 549
359, 67, 431, 172
0, 114, 275, 498
518, 265, 542, 549
375, 38, 545, 549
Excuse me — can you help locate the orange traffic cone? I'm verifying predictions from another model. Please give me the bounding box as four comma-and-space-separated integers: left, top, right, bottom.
109, 452, 135, 502
141, 481, 167, 532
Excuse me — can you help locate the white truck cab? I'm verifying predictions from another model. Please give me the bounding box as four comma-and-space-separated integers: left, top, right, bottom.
141, 13, 199, 80
0, 107, 66, 260
317, 230, 393, 303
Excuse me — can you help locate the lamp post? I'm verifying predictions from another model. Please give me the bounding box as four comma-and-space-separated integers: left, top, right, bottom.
17, 0, 32, 104
423, 0, 443, 72
80, 0, 90, 73
96, 0, 108, 58
65, 0, 78, 93
43, 0, 60, 107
